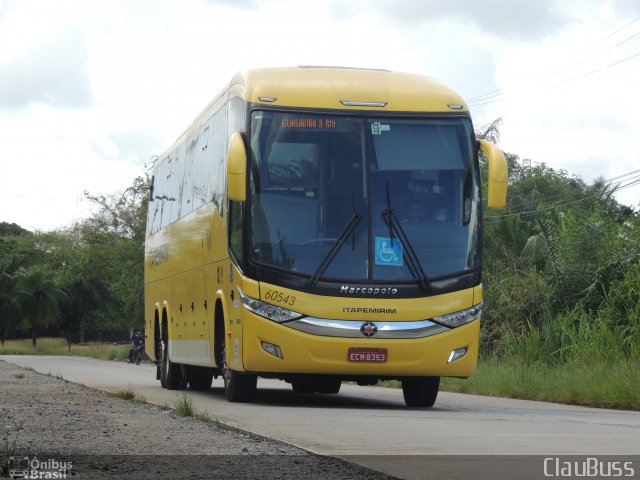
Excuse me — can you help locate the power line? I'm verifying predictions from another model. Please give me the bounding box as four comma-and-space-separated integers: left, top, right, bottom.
546, 15, 640, 71
468, 47, 640, 108
466, 15, 640, 108
485, 168, 640, 219
465, 88, 505, 103
502, 169, 640, 212
553, 30, 640, 73
548, 50, 640, 88
468, 96, 508, 108
512, 170, 640, 212
0, 191, 63, 201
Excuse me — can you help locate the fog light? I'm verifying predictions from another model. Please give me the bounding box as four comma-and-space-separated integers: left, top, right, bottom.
261, 341, 283, 359
448, 347, 468, 363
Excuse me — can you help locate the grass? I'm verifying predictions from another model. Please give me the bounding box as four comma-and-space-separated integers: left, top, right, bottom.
46, 371, 64, 380
440, 358, 640, 410
374, 358, 640, 411
194, 411, 213, 423
0, 337, 130, 361
112, 388, 146, 403
172, 392, 215, 423
173, 392, 195, 417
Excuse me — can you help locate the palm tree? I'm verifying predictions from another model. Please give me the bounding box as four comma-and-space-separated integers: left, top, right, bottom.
66, 275, 106, 344
475, 118, 503, 144
0, 267, 24, 345
19, 265, 66, 347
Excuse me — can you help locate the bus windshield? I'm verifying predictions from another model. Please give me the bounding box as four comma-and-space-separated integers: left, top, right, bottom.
248, 111, 480, 285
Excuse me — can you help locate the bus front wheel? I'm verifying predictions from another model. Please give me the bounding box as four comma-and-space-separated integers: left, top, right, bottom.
402, 376, 440, 407
220, 340, 257, 402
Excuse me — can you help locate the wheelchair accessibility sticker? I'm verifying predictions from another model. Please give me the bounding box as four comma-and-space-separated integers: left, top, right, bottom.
375, 237, 403, 267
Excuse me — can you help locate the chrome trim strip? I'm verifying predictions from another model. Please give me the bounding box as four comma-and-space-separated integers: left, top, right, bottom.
283, 317, 449, 339
340, 100, 388, 107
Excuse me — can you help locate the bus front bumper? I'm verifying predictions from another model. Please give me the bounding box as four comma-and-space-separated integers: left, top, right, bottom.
241, 313, 480, 378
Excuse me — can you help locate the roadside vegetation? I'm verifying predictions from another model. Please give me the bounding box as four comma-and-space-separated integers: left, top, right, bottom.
0, 337, 130, 361
173, 392, 195, 417
112, 387, 146, 403
442, 360, 639, 410
0, 121, 638, 409
171, 392, 217, 423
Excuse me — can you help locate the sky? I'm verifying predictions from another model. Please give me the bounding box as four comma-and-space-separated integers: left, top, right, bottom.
0, 0, 639, 232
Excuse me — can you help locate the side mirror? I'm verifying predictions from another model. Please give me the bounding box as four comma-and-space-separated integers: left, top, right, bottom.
227, 133, 247, 202
478, 139, 508, 208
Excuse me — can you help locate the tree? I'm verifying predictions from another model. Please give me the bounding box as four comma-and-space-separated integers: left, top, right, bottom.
18, 265, 66, 347
61, 275, 108, 344
478, 119, 640, 363
0, 231, 34, 275
0, 267, 23, 345
0, 221, 29, 237
83, 175, 150, 242
0, 173, 151, 344
70, 174, 150, 339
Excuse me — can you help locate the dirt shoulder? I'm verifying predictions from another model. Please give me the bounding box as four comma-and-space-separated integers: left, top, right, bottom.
0, 360, 390, 479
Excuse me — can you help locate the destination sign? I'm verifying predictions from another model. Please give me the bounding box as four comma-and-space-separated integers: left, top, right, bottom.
281, 118, 337, 129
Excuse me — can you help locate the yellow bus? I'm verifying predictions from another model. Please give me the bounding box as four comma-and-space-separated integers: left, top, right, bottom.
144, 66, 507, 407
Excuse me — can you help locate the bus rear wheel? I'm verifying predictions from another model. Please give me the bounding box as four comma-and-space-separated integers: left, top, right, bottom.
187, 366, 214, 391
161, 340, 186, 390
402, 376, 440, 407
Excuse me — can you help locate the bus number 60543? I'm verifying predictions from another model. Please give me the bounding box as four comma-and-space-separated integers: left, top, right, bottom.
264, 290, 296, 307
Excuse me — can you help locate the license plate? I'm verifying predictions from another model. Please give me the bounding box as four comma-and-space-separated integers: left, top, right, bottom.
348, 348, 388, 363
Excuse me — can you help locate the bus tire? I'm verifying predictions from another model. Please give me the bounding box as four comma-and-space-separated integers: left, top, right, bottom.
291, 378, 315, 394
224, 369, 257, 402
219, 339, 256, 402
187, 366, 214, 391
161, 341, 186, 390
316, 378, 341, 394
402, 376, 440, 407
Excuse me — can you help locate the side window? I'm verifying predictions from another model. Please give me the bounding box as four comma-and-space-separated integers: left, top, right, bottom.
209, 107, 227, 214
228, 200, 244, 266
179, 140, 195, 215
149, 154, 181, 234
147, 164, 163, 235
267, 142, 318, 189
191, 125, 211, 210
166, 154, 183, 226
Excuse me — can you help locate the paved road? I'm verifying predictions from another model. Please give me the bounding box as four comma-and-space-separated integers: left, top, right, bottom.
2, 355, 639, 479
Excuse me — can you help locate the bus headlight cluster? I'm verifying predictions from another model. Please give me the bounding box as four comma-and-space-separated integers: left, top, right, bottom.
433, 303, 483, 328
237, 288, 303, 323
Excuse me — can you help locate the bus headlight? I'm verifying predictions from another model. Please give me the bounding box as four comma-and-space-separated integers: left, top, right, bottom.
237, 288, 303, 323
433, 303, 483, 328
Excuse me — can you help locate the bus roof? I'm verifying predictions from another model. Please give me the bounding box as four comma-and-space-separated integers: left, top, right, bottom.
232, 66, 468, 113
168, 66, 469, 160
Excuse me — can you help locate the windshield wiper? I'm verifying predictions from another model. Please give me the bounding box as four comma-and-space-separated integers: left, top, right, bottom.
308, 187, 362, 288
381, 181, 431, 292
275, 229, 293, 269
